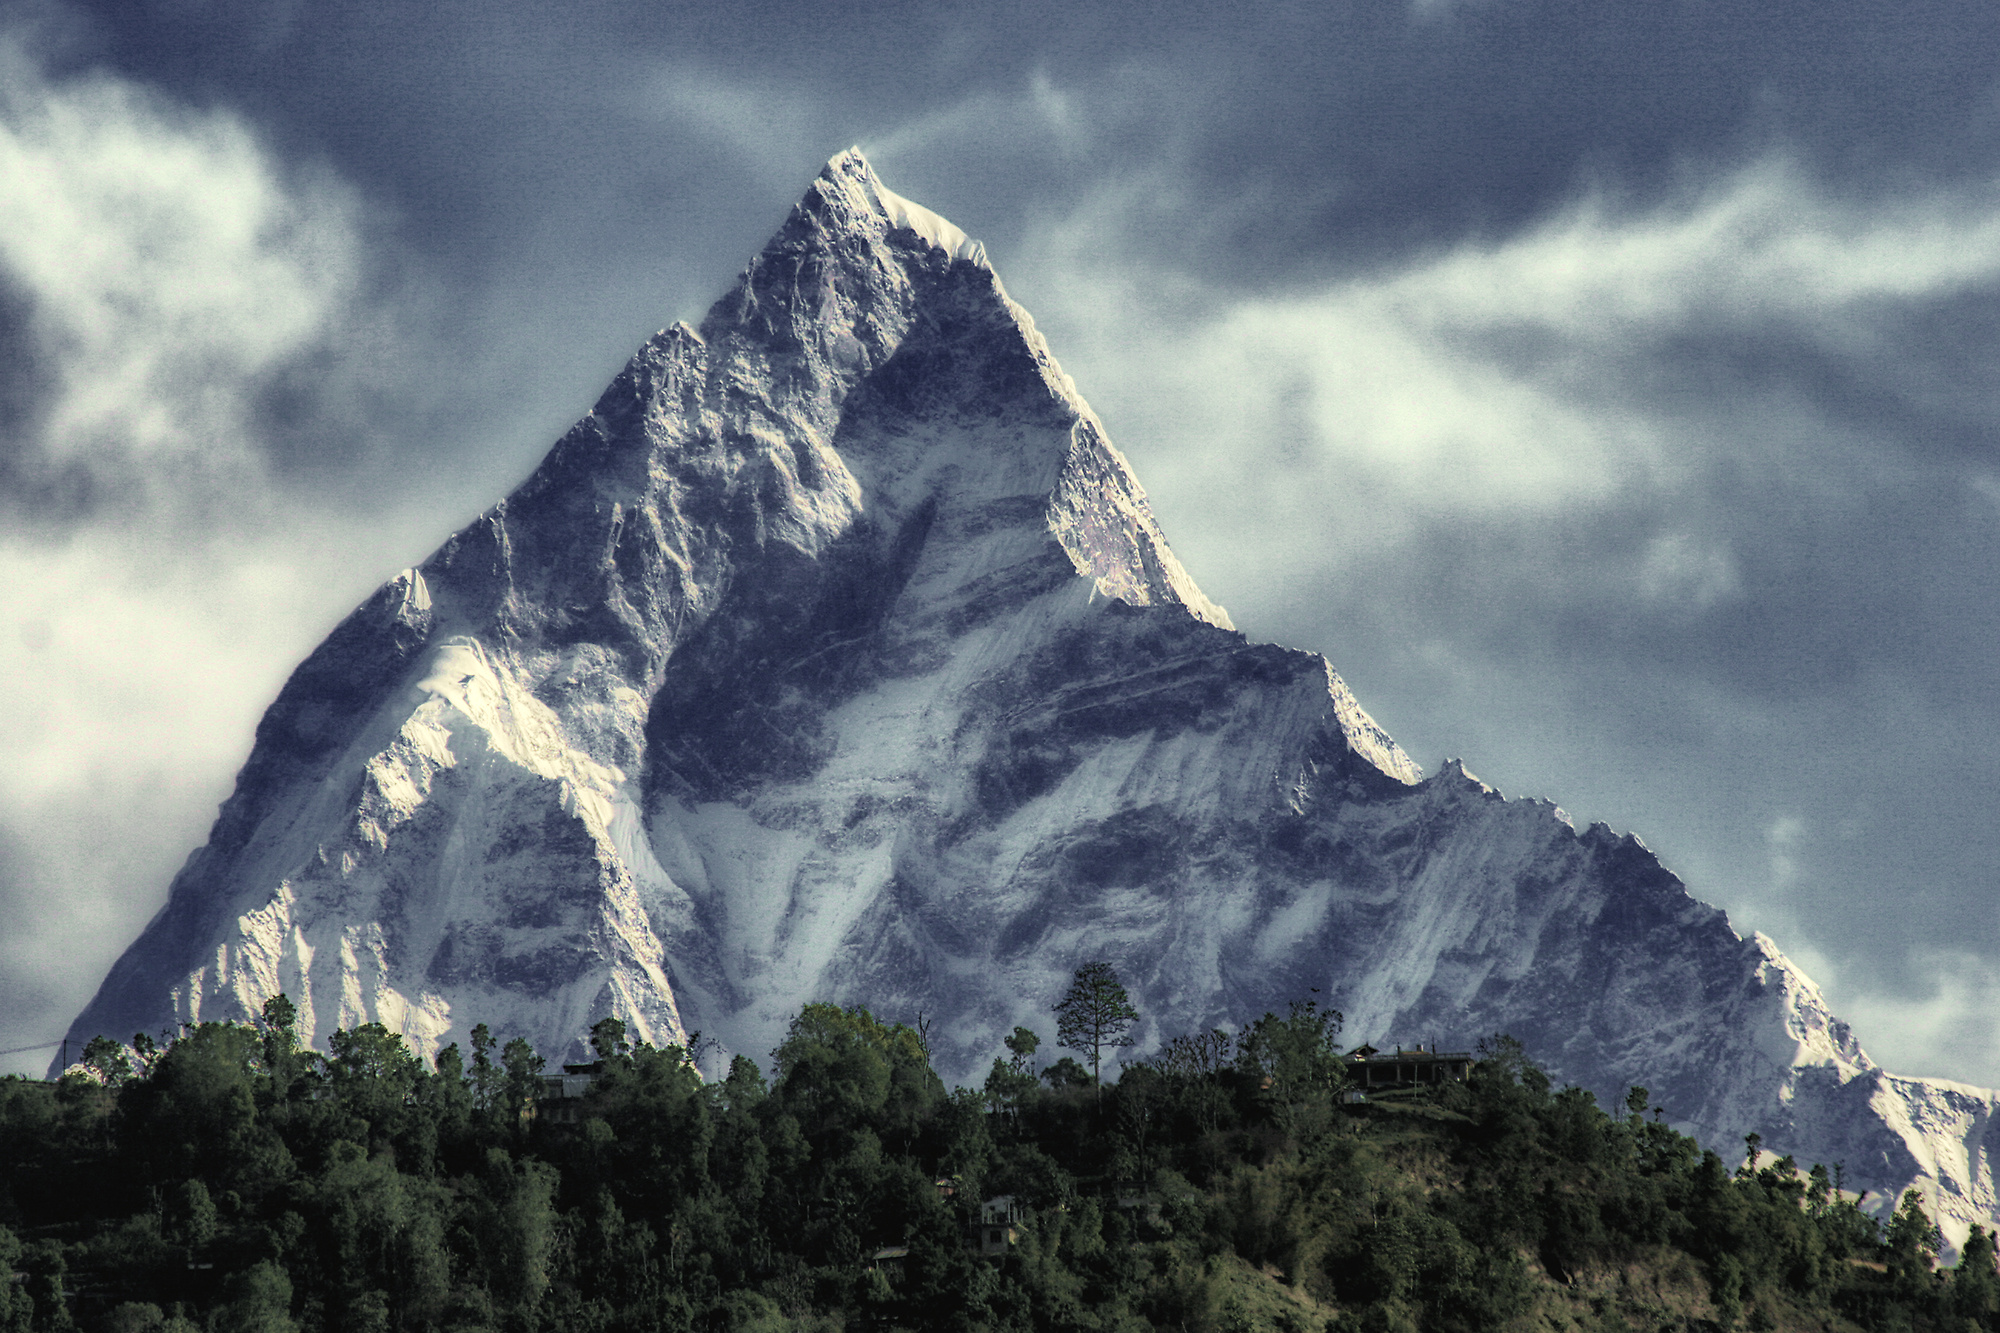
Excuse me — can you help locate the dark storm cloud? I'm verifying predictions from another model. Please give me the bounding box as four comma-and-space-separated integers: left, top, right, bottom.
29, 0, 2000, 509
7, 0, 2000, 1081
56, 0, 2000, 284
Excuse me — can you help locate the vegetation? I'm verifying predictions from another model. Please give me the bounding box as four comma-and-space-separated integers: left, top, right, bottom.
1, 993, 1995, 1333
1053, 963, 1139, 1088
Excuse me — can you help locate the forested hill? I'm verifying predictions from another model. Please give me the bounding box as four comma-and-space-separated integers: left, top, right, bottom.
2, 1003, 1995, 1333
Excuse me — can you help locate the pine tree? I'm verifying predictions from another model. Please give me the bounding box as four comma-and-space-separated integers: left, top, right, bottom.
589, 1016, 629, 1063
1054, 960, 1139, 1086
470, 1024, 497, 1112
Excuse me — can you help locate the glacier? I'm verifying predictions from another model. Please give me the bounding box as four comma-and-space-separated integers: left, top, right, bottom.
61, 148, 2000, 1249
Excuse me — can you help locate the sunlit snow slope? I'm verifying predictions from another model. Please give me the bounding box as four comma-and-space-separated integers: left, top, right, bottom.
63, 150, 2000, 1249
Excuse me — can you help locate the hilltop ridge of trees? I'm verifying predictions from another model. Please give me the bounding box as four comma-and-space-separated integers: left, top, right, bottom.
0, 996, 1993, 1333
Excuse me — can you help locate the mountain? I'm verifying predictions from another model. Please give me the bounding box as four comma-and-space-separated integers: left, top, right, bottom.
62, 150, 2000, 1248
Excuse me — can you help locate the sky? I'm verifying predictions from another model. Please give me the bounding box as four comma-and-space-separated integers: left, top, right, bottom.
3, 0, 1998, 1084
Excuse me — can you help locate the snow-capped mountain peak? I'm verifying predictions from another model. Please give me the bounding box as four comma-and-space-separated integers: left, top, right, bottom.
61, 151, 2000, 1252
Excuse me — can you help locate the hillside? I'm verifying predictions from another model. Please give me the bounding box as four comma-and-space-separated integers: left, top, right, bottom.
4, 1004, 1996, 1333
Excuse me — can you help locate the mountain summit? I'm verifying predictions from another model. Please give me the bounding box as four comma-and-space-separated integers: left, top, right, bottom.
65, 151, 1999, 1247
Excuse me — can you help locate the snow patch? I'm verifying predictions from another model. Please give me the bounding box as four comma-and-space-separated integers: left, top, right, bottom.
827, 146, 989, 265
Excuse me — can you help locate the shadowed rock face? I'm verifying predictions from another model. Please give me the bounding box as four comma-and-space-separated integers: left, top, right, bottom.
63, 151, 2000, 1249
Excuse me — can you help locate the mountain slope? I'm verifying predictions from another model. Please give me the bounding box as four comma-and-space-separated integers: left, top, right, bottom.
63, 150, 2000, 1248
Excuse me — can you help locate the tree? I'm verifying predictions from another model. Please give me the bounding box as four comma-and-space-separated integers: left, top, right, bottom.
1235, 999, 1345, 1108
80, 1036, 132, 1087
481, 1151, 560, 1312
1041, 1057, 1092, 1090
0, 1227, 33, 1333
260, 993, 298, 1037
18, 1240, 73, 1333
469, 1024, 498, 1112
126, 1022, 266, 1184
164, 1179, 218, 1250
500, 1037, 545, 1131
1003, 1027, 1040, 1077
328, 1023, 423, 1136
425, 1042, 474, 1132
1951, 1225, 2000, 1323
130, 1032, 161, 1079
770, 1003, 941, 1144
1886, 1188, 1942, 1277
259, 994, 303, 1099
1154, 1028, 1232, 1080
1153, 1027, 1236, 1133
1054, 961, 1139, 1087
983, 1029, 1042, 1120
589, 1016, 629, 1064
216, 1260, 296, 1333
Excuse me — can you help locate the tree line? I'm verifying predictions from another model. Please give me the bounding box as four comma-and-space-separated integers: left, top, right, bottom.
0, 962, 1994, 1332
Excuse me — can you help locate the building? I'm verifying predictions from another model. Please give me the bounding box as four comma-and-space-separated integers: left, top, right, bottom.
535, 1062, 602, 1124
972, 1196, 1025, 1256
867, 1247, 909, 1270
1346, 1044, 1472, 1090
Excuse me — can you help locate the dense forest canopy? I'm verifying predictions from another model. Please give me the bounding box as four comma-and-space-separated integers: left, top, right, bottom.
2, 990, 1995, 1333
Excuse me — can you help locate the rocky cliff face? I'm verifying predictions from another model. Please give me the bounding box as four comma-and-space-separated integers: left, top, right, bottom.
64, 150, 2000, 1247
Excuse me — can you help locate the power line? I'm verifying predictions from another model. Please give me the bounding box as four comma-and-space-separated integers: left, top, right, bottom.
0, 1039, 63, 1058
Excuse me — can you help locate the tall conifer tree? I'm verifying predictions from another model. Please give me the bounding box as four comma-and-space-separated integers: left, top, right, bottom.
1055, 960, 1139, 1086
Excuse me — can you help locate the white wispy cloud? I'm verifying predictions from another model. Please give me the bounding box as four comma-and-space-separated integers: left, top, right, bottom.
1036, 161, 2000, 497
632, 62, 827, 194
1792, 946, 2000, 1087
1637, 531, 1741, 612
0, 38, 360, 490
0, 38, 403, 1068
